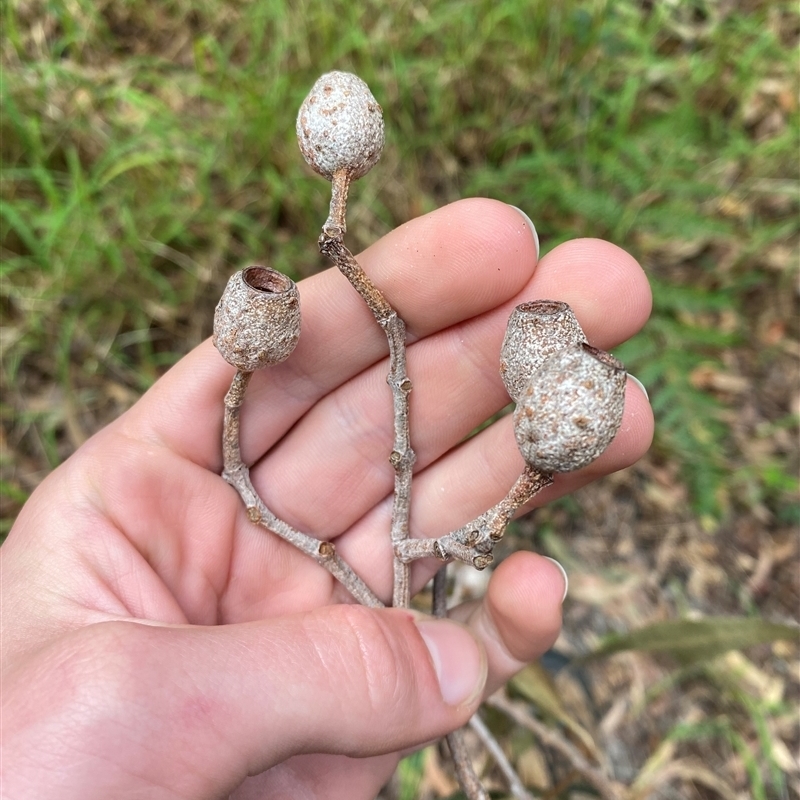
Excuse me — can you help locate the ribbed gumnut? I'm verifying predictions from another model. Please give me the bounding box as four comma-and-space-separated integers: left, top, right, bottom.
500, 300, 586, 402
296, 71, 384, 181
213, 266, 301, 371
513, 343, 627, 473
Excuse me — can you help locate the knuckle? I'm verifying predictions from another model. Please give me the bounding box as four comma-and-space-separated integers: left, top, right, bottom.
52, 622, 163, 728
318, 606, 414, 716
4, 621, 156, 752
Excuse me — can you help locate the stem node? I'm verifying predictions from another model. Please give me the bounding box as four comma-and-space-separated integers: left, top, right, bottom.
318, 541, 335, 558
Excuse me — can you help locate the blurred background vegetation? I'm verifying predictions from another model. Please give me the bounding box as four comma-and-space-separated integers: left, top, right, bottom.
2, 0, 798, 797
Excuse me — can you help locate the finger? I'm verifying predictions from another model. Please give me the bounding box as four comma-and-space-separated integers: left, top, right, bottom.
247, 238, 652, 542
226, 558, 563, 800
533, 237, 652, 335
334, 378, 653, 598
404, 378, 656, 541
2, 608, 487, 799
244, 234, 650, 480
448, 553, 566, 693
122, 199, 539, 468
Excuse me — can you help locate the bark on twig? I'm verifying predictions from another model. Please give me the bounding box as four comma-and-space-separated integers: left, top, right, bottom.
469, 713, 535, 800
445, 728, 490, 800
432, 565, 449, 618
319, 225, 416, 608
222, 370, 383, 609
434, 566, 490, 800
396, 466, 553, 568
324, 168, 350, 236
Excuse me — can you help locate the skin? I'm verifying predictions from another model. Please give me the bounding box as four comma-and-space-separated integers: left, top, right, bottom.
1, 199, 653, 800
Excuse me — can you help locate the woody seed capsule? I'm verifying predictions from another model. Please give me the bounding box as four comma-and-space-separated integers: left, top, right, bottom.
213, 266, 301, 371
513, 343, 627, 473
500, 300, 586, 402
296, 71, 385, 181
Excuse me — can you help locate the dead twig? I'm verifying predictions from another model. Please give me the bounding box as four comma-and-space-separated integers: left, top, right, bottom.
487, 692, 627, 800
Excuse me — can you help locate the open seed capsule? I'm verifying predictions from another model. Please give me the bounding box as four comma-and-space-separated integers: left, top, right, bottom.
296, 71, 385, 181
500, 300, 586, 402
213, 266, 301, 371
513, 343, 627, 473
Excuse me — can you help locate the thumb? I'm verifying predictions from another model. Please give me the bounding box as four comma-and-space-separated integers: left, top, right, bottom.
4, 606, 487, 799
195, 605, 488, 771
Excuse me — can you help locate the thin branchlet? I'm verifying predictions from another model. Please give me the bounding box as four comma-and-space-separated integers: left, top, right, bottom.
396, 466, 553, 569
300, 69, 418, 608
222, 369, 383, 609
487, 693, 626, 800
469, 713, 535, 800
434, 568, 490, 800
446, 729, 491, 800
319, 229, 416, 608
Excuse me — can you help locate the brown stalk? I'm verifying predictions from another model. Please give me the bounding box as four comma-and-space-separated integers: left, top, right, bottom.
445, 729, 490, 800
396, 465, 553, 568
487, 692, 627, 800
434, 568, 539, 800
221, 369, 383, 609
469, 713, 535, 800
319, 170, 416, 609
433, 567, 490, 800
426, 466, 554, 800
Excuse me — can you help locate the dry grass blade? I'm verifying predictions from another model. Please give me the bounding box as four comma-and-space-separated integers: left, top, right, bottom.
487, 692, 628, 800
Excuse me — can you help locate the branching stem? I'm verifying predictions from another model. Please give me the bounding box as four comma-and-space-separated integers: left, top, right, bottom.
319, 208, 416, 609
222, 369, 383, 609
216, 74, 623, 800
396, 465, 553, 568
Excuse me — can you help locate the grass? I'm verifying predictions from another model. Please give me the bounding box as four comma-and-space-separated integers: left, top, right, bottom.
3, 0, 797, 517
2, 0, 798, 796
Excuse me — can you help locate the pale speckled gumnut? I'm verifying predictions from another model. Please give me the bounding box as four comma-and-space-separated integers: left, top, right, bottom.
296, 71, 384, 180
500, 300, 586, 402
513, 343, 627, 473
213, 267, 301, 371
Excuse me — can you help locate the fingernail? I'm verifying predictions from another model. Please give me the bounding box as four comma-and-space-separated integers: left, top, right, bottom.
508, 205, 540, 260
543, 556, 569, 602
628, 374, 649, 402
416, 619, 487, 707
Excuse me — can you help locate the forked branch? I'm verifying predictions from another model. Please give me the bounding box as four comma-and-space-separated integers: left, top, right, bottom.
397, 465, 553, 569
319, 175, 416, 610
222, 369, 383, 609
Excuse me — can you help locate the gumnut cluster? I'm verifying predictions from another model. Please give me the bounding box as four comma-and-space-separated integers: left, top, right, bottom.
500, 300, 627, 474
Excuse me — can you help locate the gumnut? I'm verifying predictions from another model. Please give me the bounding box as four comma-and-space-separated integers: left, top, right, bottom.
296, 71, 384, 181
513, 343, 627, 473
500, 300, 586, 402
213, 266, 301, 371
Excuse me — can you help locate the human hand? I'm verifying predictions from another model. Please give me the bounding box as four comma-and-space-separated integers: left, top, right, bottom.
1, 199, 653, 799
